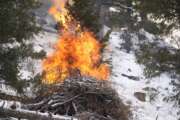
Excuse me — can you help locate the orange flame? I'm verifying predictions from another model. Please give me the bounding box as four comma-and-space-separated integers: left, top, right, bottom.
42, 0, 110, 84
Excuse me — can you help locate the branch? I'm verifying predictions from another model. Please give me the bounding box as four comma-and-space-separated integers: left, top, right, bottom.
117, 3, 134, 11
52, 94, 82, 109
0, 92, 32, 104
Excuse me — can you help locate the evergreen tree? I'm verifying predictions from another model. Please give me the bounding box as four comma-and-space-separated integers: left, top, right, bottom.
133, 0, 180, 33
0, 0, 41, 93
69, 0, 101, 34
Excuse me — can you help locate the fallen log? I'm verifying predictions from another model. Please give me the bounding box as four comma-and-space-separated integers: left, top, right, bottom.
121, 73, 140, 81
0, 107, 77, 120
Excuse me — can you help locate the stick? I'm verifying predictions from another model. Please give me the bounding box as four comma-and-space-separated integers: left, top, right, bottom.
52, 94, 82, 109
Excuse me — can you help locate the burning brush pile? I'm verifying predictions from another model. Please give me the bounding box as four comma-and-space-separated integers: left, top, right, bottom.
0, 1, 131, 119
26, 0, 130, 119
28, 78, 130, 120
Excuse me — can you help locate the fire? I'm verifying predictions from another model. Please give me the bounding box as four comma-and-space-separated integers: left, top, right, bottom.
42, 0, 110, 84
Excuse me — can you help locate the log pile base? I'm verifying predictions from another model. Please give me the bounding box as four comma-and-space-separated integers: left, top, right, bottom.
0, 77, 130, 120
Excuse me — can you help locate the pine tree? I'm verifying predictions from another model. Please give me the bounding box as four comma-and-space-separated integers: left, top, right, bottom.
133, 0, 180, 33
0, 0, 41, 93
69, 0, 101, 34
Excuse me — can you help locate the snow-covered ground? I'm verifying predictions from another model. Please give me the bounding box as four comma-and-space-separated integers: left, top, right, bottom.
0, 27, 179, 120
19, 32, 58, 80
1, 28, 179, 120
1, 0, 180, 119
108, 31, 179, 120
163, 29, 180, 49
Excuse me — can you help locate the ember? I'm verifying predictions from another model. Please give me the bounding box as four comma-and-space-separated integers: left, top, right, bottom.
42, 0, 110, 84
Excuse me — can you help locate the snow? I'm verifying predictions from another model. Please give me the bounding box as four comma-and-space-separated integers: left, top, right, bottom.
0, 84, 17, 96
32, 32, 58, 55
19, 32, 58, 80
109, 31, 179, 120
0, 13, 179, 119
163, 29, 180, 49
0, 31, 58, 96
146, 13, 180, 49
109, 7, 120, 13
0, 27, 179, 119
16, 29, 179, 120
102, 25, 111, 37
16, 109, 77, 120
1, 100, 21, 108
0, 100, 77, 120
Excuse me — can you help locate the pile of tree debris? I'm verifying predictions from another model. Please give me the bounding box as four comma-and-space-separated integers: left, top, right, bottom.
0, 77, 130, 120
